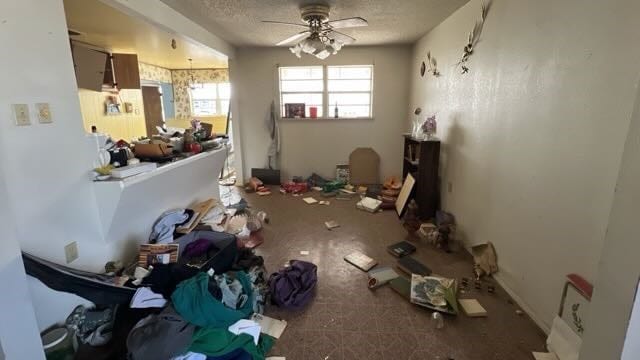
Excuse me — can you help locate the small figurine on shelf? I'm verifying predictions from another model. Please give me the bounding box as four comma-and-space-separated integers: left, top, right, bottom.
190, 118, 208, 142
422, 114, 437, 139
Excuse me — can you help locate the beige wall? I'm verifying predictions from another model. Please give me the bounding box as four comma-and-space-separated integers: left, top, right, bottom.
231, 45, 411, 181
78, 88, 147, 140
410, 0, 640, 331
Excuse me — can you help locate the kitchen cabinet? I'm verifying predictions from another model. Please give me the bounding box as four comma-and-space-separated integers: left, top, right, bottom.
73, 44, 107, 91
105, 53, 141, 89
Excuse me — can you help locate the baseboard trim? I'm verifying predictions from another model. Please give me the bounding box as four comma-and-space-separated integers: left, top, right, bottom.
493, 272, 551, 335
460, 245, 551, 335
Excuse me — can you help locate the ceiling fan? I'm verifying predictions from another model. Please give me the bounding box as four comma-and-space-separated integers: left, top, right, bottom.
262, 4, 368, 59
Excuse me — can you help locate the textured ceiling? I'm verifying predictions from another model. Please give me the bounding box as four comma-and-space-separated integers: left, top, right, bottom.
159, 0, 470, 47
63, 0, 228, 69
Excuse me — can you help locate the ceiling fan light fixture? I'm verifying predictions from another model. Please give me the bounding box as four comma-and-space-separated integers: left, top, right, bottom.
315, 49, 331, 60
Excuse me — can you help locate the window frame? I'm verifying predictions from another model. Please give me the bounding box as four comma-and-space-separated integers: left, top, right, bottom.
277, 64, 374, 120
190, 82, 230, 117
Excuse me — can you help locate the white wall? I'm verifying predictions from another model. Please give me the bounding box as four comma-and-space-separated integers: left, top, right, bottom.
580, 80, 640, 360
0, 147, 44, 358
622, 285, 640, 360
230, 45, 411, 182
409, 0, 640, 331
0, 0, 234, 330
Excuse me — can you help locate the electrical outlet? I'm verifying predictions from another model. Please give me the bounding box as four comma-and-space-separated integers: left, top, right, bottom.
64, 241, 78, 264
447, 181, 453, 193
12, 104, 30, 126
35, 103, 52, 123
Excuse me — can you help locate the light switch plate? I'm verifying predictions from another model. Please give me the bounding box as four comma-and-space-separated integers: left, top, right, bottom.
64, 241, 78, 264
12, 104, 30, 126
35, 103, 52, 123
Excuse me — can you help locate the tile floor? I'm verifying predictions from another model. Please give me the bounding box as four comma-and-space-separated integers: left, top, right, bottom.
240, 187, 546, 360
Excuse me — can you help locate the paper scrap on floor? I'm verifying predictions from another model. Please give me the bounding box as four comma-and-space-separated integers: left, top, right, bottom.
303, 197, 318, 204
130, 287, 167, 308
300, 250, 310, 255
251, 313, 287, 339
325, 220, 340, 230
228, 319, 261, 345
319, 200, 330, 205
266, 357, 286, 360
458, 298, 487, 317
532, 352, 559, 360
356, 197, 382, 213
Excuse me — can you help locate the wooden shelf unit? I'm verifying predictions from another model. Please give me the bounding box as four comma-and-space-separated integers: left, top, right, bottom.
402, 135, 440, 220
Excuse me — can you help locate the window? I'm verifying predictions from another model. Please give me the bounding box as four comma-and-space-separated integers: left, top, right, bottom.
279, 66, 324, 117
190, 82, 230, 116
278, 65, 373, 118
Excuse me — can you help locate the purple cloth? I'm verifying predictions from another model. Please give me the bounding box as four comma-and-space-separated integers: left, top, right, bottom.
183, 239, 213, 258
268, 260, 317, 309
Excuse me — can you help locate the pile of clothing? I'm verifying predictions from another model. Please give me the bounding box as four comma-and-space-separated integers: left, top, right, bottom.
126, 251, 273, 360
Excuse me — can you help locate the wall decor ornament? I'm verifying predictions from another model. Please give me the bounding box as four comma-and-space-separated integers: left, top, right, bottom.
456, 1, 491, 74
426, 51, 440, 77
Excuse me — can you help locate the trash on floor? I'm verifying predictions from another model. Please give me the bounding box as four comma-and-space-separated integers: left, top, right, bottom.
397, 255, 432, 276
269, 260, 317, 309
532, 352, 559, 360
318, 200, 330, 205
325, 220, 340, 230
356, 197, 382, 213
300, 250, 310, 255
250, 313, 287, 339
344, 251, 377, 271
303, 197, 318, 204
402, 199, 421, 236
471, 242, 498, 279
367, 266, 399, 289
389, 276, 411, 299
410, 274, 458, 314
458, 298, 487, 317
387, 241, 416, 258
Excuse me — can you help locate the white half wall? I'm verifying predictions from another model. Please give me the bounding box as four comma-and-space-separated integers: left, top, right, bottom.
0, 146, 44, 358
409, 0, 640, 331
580, 80, 640, 360
0, 0, 232, 330
231, 45, 411, 182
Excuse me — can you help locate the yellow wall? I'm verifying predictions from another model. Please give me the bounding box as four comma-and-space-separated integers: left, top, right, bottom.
78, 89, 147, 140
165, 115, 228, 135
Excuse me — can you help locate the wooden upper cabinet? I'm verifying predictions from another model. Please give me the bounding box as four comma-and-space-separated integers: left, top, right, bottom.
73, 45, 108, 91
111, 53, 140, 89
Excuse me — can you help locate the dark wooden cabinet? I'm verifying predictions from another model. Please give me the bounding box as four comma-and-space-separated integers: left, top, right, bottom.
103, 53, 141, 89
72, 44, 108, 91
402, 135, 440, 220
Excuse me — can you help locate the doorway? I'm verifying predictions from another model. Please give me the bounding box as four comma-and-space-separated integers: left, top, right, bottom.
141, 86, 164, 137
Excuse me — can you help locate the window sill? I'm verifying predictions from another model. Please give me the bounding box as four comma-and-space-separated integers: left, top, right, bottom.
279, 117, 374, 121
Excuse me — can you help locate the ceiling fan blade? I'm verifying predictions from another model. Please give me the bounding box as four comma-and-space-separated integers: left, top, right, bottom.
262, 20, 309, 28
275, 31, 311, 46
329, 30, 356, 44
326, 17, 368, 29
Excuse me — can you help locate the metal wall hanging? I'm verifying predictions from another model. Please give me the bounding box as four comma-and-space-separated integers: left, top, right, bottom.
456, 1, 491, 74
426, 51, 440, 77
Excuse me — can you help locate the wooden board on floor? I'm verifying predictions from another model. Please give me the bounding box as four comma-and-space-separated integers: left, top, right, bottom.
176, 198, 216, 234
395, 173, 415, 216
349, 147, 380, 185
